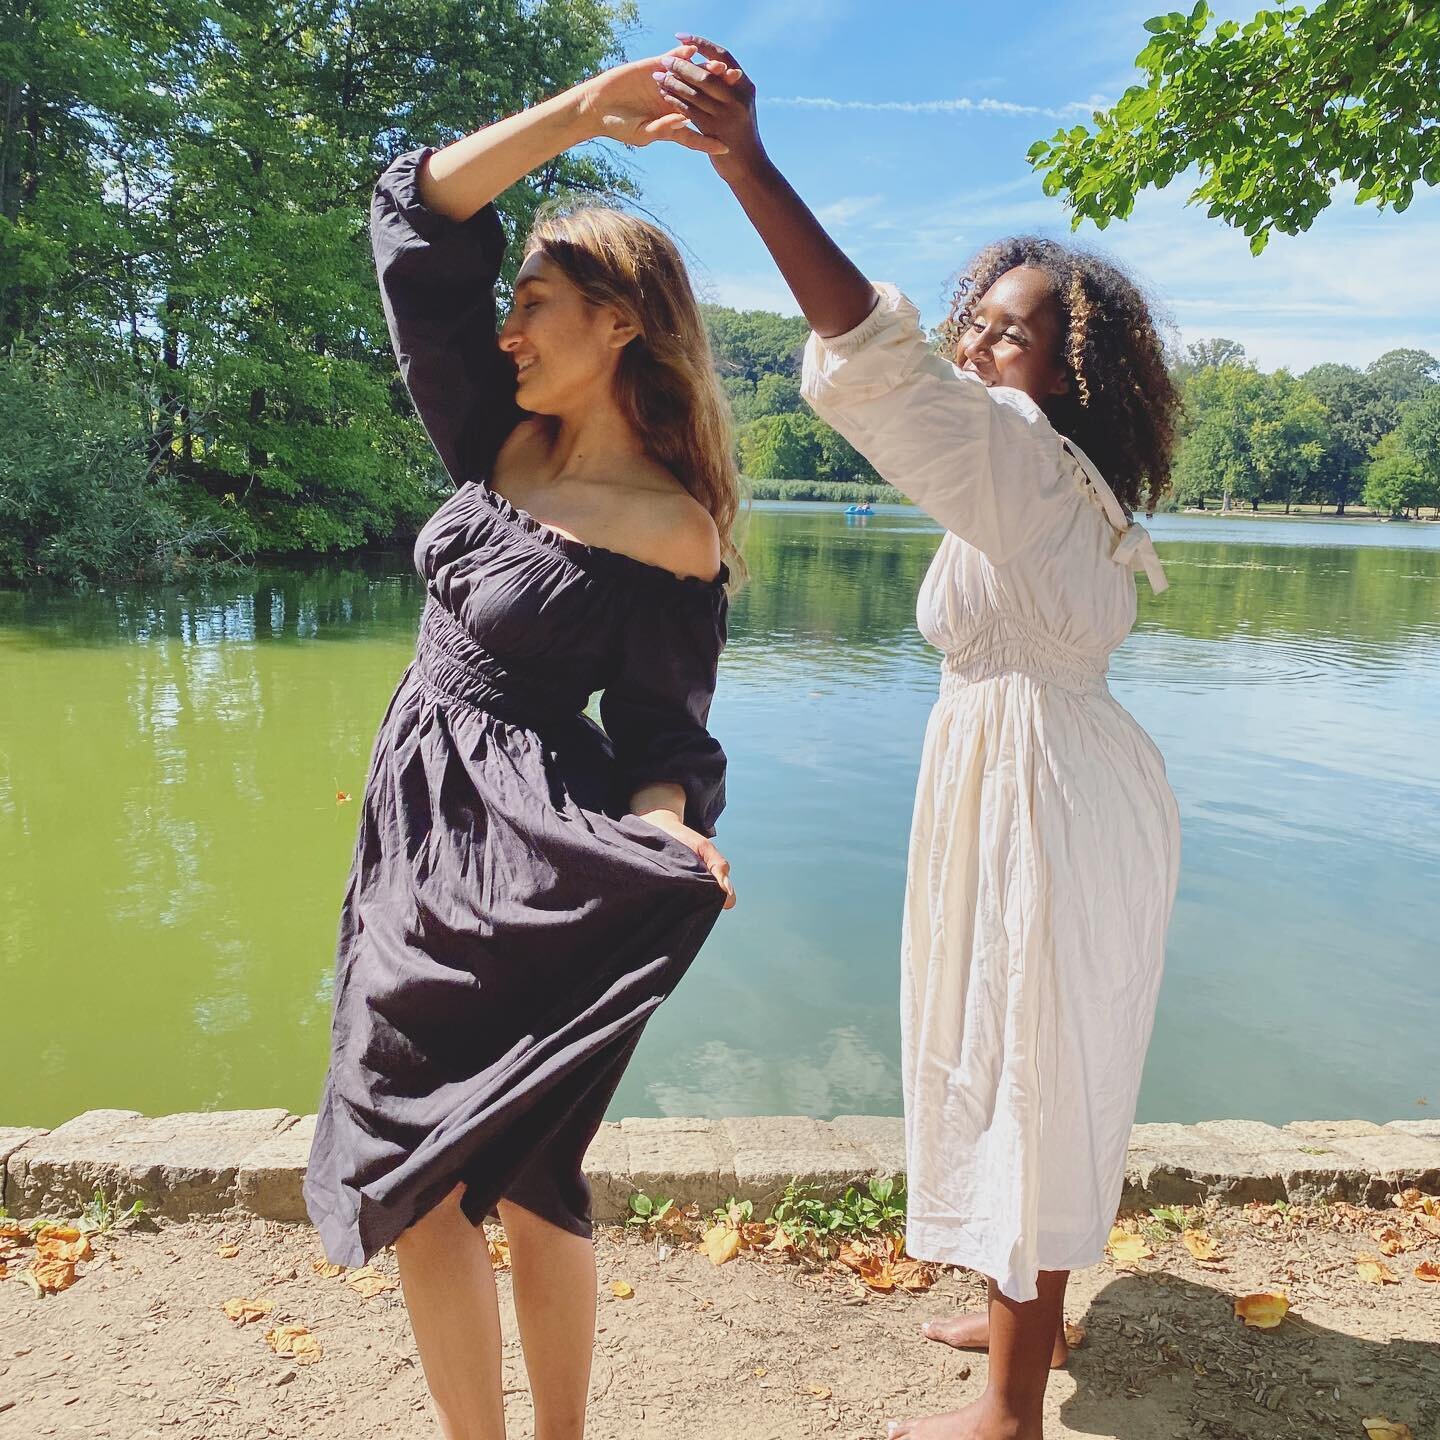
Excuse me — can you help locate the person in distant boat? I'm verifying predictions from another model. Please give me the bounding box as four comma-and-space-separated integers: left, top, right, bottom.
655, 37, 1181, 1440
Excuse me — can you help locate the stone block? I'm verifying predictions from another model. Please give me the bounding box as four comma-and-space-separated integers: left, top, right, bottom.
1123, 1125, 1290, 1208
1285, 1119, 1386, 1142
582, 1122, 631, 1223
0, 1128, 48, 1211
1318, 1132, 1440, 1201
236, 1115, 313, 1222
720, 1115, 874, 1205
1386, 1119, 1440, 1142
829, 1115, 906, 1177
6, 1108, 293, 1218
1194, 1119, 1317, 1154
619, 1117, 735, 1212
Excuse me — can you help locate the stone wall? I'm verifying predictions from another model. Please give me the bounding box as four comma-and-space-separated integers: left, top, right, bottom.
3, 1112, 1437, 1225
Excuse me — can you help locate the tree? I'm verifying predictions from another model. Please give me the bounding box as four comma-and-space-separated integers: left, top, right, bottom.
1173, 362, 1328, 510
1029, 1, 1440, 253
0, 0, 639, 571
1172, 337, 1247, 383
754, 371, 802, 415
1365, 347, 1440, 409
1300, 363, 1393, 513
703, 305, 809, 382
737, 413, 824, 480
1363, 431, 1435, 516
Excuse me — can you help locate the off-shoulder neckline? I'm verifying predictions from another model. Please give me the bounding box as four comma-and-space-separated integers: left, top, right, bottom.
476, 482, 729, 594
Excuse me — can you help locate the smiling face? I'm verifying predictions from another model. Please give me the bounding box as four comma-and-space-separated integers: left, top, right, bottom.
497, 251, 638, 415
959, 265, 1071, 407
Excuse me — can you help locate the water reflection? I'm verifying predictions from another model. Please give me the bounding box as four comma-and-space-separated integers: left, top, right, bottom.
2, 507, 1437, 1129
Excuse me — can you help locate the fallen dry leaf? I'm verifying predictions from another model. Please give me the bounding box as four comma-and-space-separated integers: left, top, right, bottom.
35, 1233, 92, 1264
1063, 1321, 1087, 1350
311, 1259, 345, 1279
766, 1227, 796, 1254
1362, 1418, 1415, 1440
1234, 1292, 1289, 1329
807, 1385, 832, 1400
1355, 1255, 1400, 1286
21, 1270, 42, 1299
33, 1224, 82, 1243
753, 1366, 767, 1378
1180, 1230, 1220, 1261
0, 1221, 24, 1240
1372, 1227, 1407, 1257
222, 1297, 273, 1326
216, 1243, 240, 1260
347, 1266, 397, 1299
891, 1258, 936, 1293
610, 1281, 634, 1299
29, 1257, 78, 1294
487, 1236, 511, 1270
1414, 1261, 1440, 1283
0, 1259, 8, 1279
1106, 1227, 1153, 1267
703, 1223, 742, 1267
265, 1324, 322, 1364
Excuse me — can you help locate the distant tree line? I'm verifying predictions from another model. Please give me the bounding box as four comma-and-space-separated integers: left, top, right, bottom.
1172, 340, 1440, 517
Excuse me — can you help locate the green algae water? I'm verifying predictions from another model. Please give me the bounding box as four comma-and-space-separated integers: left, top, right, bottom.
3, 507, 1438, 1130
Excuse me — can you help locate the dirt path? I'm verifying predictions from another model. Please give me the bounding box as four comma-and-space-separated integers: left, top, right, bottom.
2, 1199, 1438, 1440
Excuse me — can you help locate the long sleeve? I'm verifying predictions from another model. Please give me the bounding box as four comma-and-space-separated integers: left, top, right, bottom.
801, 283, 1073, 564
600, 584, 728, 837
371, 147, 521, 486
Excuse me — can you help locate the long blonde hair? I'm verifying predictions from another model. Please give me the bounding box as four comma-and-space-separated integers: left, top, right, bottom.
527, 202, 745, 583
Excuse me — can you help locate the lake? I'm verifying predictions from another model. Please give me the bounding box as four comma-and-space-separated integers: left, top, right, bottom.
3, 506, 1438, 1131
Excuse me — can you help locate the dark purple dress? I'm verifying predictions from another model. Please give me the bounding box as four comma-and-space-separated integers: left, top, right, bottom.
303, 149, 729, 1265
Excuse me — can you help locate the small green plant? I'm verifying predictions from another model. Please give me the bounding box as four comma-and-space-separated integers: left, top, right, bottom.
711, 1197, 754, 1226
1148, 1205, 1187, 1232
769, 1176, 908, 1248
625, 1191, 675, 1229
77, 1187, 146, 1235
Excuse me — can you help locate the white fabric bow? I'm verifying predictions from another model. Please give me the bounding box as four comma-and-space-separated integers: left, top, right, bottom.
1111, 522, 1169, 594
1060, 436, 1170, 594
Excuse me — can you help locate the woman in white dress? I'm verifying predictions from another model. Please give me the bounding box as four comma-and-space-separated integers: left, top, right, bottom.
654, 38, 1182, 1440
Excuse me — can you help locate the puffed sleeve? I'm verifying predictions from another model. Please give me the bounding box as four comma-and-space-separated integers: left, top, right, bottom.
600, 582, 729, 837
371, 147, 521, 486
801, 282, 1072, 564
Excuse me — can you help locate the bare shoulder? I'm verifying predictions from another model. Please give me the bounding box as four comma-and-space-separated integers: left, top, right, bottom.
641, 485, 722, 581
609, 463, 722, 581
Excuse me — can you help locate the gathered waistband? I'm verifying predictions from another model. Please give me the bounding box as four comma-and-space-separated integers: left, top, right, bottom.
414, 600, 581, 728
938, 615, 1108, 697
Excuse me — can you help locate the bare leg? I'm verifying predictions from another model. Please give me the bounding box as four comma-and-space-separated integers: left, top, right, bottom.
394, 1182, 507, 1440
497, 1199, 597, 1440
888, 1270, 1069, 1439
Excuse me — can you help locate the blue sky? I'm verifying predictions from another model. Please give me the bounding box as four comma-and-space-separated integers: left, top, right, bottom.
608, 0, 1440, 373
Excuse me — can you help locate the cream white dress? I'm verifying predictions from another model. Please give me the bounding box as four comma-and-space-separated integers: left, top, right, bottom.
802, 284, 1181, 1302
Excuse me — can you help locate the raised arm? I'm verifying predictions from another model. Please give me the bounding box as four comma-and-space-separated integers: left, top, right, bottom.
419, 57, 727, 222
654, 37, 876, 339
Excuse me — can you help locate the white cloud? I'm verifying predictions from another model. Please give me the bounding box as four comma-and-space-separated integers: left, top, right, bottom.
771, 94, 1099, 120
813, 193, 885, 227
808, 164, 1440, 372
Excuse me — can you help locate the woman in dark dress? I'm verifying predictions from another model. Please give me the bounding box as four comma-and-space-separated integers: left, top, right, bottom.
302, 58, 738, 1440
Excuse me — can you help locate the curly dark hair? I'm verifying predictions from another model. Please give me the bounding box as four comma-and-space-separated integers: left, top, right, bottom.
939, 238, 1180, 515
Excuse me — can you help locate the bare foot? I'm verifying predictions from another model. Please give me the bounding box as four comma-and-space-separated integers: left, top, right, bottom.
920, 1311, 1068, 1369
885, 1392, 1039, 1439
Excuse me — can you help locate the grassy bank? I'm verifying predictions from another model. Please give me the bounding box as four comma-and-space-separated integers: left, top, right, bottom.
744, 479, 907, 503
